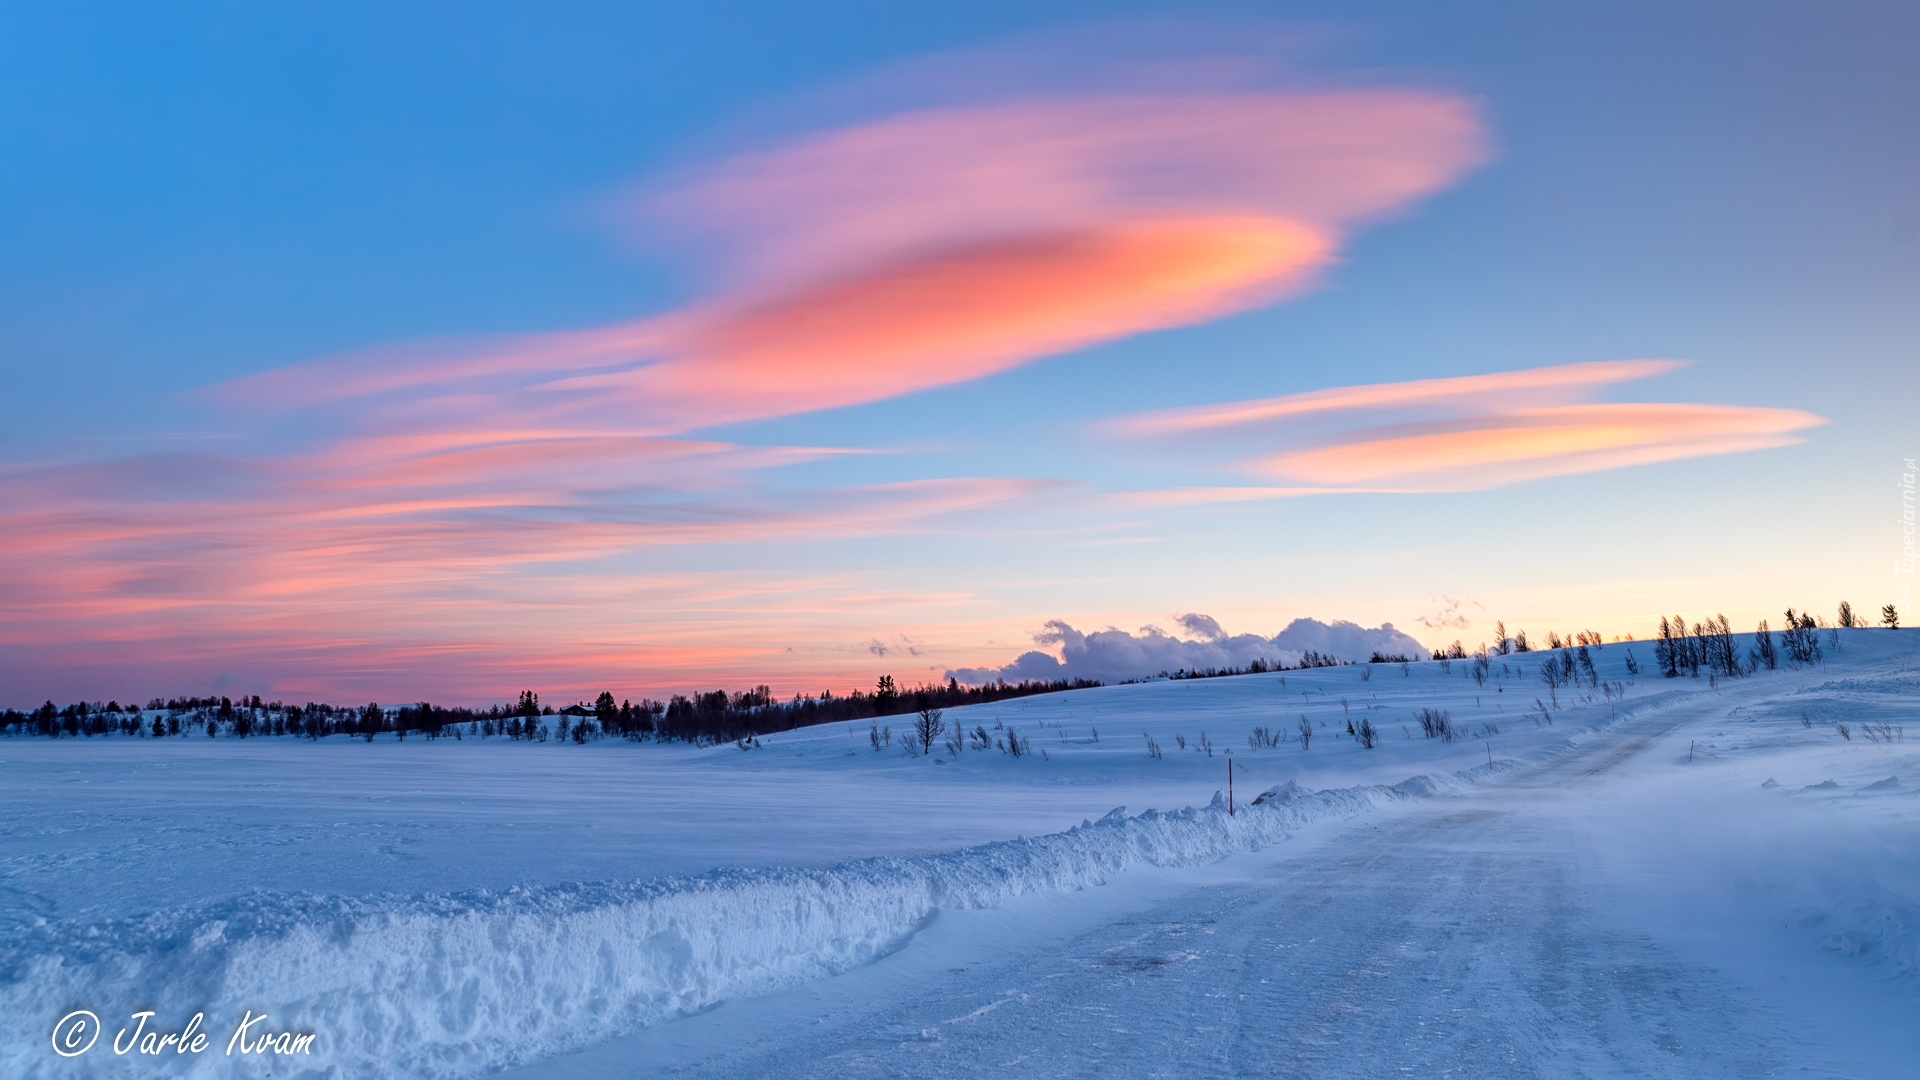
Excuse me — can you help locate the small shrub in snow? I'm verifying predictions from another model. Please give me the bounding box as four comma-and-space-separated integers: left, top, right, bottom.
1859, 720, 1900, 743
1415, 708, 1454, 741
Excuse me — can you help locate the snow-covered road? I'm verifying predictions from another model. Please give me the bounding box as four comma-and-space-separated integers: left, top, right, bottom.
517, 694, 1918, 1079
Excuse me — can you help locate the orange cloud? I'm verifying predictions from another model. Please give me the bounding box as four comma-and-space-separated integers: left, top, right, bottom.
1260, 403, 1826, 488
625, 215, 1329, 424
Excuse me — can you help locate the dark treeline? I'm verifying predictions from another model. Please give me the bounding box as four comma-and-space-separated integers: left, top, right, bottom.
643, 675, 1100, 744
1128, 649, 1352, 684
0, 675, 1099, 746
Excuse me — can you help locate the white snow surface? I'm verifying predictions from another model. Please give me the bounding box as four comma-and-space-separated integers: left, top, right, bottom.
4, 631, 1917, 1077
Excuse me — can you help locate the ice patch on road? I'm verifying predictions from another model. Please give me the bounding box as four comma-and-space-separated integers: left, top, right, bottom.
0, 762, 1512, 1079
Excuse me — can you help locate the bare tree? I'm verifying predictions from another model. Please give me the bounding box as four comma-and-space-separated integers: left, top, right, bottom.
1751, 620, 1778, 670
913, 706, 944, 754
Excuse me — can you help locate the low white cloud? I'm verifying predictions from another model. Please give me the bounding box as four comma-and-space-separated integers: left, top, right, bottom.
947, 615, 1426, 685
1174, 612, 1226, 640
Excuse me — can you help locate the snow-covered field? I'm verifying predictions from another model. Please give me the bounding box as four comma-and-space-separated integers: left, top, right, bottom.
4, 631, 1916, 1077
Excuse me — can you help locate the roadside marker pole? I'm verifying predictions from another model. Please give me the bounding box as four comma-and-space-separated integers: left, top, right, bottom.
1228, 758, 1234, 817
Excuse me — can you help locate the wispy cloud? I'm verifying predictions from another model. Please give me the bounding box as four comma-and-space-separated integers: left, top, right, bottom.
1109, 360, 1825, 499
1113, 358, 1683, 437
1416, 594, 1483, 631
0, 455, 1068, 699
1261, 403, 1823, 488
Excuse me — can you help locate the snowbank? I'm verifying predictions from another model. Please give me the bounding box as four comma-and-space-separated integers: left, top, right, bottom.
1811, 890, 1920, 980
0, 764, 1508, 1079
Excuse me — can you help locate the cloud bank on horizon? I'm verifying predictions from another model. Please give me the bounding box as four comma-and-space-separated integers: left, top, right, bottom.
947, 616, 1429, 686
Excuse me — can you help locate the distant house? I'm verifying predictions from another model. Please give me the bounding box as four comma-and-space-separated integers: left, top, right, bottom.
558, 704, 594, 717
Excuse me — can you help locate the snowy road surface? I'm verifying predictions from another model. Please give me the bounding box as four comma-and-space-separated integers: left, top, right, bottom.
519, 699, 1918, 1079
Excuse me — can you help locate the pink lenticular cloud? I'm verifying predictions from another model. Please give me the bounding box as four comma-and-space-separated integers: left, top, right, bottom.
625, 215, 1331, 426
648, 92, 1486, 292
228, 87, 1484, 432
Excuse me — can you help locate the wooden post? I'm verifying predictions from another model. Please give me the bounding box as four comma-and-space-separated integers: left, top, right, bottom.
1228, 758, 1234, 816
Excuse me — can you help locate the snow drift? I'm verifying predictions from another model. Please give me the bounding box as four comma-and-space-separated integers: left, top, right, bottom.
0, 765, 1505, 1079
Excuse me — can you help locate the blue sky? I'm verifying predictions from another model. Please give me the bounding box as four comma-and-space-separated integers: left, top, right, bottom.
2, 2, 1915, 702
